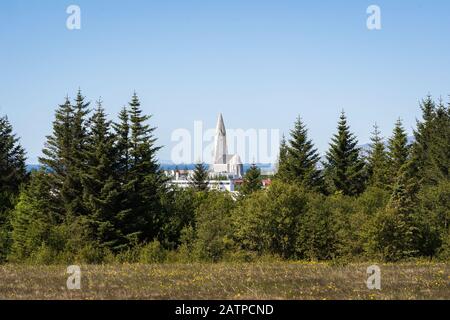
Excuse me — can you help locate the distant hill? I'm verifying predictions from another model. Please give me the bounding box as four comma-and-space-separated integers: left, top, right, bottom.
359, 136, 415, 153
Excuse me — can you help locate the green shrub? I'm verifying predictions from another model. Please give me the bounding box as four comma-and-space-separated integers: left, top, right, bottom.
232, 181, 308, 259
75, 243, 110, 264
139, 240, 167, 263
437, 230, 450, 260
194, 191, 235, 262
29, 243, 58, 265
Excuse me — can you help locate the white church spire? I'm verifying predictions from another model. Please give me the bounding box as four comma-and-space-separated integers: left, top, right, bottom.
213, 113, 228, 164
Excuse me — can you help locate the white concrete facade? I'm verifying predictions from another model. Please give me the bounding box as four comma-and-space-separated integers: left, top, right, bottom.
211, 113, 243, 178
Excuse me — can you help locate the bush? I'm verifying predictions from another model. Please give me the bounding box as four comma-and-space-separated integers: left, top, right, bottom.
416, 181, 450, 258
139, 240, 167, 263
296, 193, 340, 260
437, 230, 450, 260
75, 243, 111, 264
364, 207, 419, 262
194, 192, 235, 262
232, 181, 308, 259
29, 243, 58, 265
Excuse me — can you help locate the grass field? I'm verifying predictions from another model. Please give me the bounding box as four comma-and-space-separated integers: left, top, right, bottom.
0, 262, 448, 300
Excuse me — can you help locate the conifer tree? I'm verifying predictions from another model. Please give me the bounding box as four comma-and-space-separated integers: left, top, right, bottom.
286, 117, 322, 190
119, 93, 164, 244
422, 99, 450, 184
409, 95, 438, 186
69, 90, 91, 216
387, 119, 409, 184
9, 170, 57, 261
431, 100, 450, 181
39, 97, 75, 217
275, 134, 290, 181
81, 100, 120, 248
38, 91, 91, 218
113, 107, 131, 179
367, 167, 420, 261
411, 96, 435, 171
240, 163, 262, 196
190, 162, 209, 192
0, 115, 27, 261
0, 116, 27, 211
324, 111, 366, 196
111, 106, 133, 249
367, 124, 389, 188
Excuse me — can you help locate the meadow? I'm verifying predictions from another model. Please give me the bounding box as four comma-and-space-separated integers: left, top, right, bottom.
0, 262, 448, 300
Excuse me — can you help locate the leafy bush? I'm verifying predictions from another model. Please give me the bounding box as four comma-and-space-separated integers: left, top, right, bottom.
139, 240, 167, 263
193, 191, 235, 262
232, 181, 308, 259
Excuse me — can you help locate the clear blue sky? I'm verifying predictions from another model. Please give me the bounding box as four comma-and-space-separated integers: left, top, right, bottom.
1, 0, 450, 163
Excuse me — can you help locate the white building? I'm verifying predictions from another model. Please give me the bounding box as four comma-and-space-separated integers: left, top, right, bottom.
167, 113, 243, 192
211, 113, 244, 179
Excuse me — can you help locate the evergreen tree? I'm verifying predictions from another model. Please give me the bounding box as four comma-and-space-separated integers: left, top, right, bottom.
406, 94, 450, 187
9, 170, 58, 262
240, 163, 262, 196
190, 162, 209, 192
410, 95, 436, 184
69, 89, 91, 217
0, 115, 27, 211
112, 106, 133, 249
426, 99, 450, 184
39, 92, 91, 218
113, 107, 131, 180
387, 118, 410, 184
286, 117, 322, 190
81, 100, 120, 248
366, 168, 419, 261
367, 124, 389, 188
275, 134, 290, 181
119, 93, 164, 245
0, 115, 27, 261
39, 97, 75, 218
324, 111, 366, 196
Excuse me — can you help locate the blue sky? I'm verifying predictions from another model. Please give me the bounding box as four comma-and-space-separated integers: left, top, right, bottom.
1, 0, 450, 163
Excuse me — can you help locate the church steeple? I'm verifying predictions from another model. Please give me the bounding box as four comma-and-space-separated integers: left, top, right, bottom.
213, 113, 228, 164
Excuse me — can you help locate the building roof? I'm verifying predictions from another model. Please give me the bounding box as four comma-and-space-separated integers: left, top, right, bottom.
229, 154, 242, 165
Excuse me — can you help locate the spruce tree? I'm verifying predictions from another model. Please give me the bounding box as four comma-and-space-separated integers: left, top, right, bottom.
69, 89, 91, 216
0, 115, 27, 211
240, 163, 262, 196
39, 97, 75, 218
275, 134, 290, 181
113, 107, 131, 180
286, 117, 322, 190
0, 115, 27, 261
120, 93, 163, 244
190, 162, 209, 192
39, 91, 91, 218
424, 99, 450, 184
324, 111, 366, 196
409, 95, 436, 185
412, 96, 435, 165
81, 100, 120, 248
387, 118, 409, 184
368, 167, 419, 261
367, 124, 389, 188
9, 170, 57, 261
112, 106, 133, 249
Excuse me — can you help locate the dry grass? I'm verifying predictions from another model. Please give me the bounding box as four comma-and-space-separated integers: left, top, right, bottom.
0, 262, 448, 300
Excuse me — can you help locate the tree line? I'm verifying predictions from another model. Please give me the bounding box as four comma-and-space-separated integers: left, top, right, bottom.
0, 92, 448, 263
